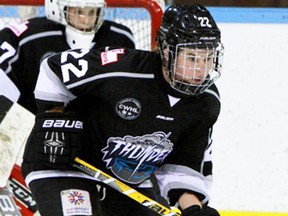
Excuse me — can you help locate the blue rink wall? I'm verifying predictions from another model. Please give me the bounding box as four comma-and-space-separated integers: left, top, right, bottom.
209, 7, 288, 23
2, 7, 288, 23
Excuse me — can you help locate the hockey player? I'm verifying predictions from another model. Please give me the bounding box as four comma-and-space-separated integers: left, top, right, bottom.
0, 0, 135, 114
22, 4, 224, 216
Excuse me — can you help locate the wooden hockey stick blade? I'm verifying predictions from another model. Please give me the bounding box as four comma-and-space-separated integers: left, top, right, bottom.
0, 95, 35, 188
74, 157, 182, 216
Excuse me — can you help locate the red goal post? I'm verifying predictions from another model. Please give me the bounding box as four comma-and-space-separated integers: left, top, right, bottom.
0, 0, 164, 50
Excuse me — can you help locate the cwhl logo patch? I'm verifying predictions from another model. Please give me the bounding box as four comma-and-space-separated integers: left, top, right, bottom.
116, 98, 141, 120
101, 49, 125, 65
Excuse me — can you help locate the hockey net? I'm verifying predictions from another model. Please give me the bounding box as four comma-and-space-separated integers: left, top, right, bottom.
0, 0, 164, 51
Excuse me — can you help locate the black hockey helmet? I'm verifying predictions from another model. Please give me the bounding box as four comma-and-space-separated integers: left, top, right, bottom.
157, 4, 221, 51
157, 4, 224, 96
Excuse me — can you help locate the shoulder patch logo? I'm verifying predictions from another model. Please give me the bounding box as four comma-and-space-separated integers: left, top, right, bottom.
116, 98, 141, 120
8, 21, 29, 37
101, 49, 125, 66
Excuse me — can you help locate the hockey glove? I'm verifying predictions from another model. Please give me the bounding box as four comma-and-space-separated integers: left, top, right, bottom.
182, 205, 220, 216
26, 111, 84, 170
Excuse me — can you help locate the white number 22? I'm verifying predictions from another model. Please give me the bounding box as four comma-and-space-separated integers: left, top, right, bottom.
60, 49, 90, 83
198, 17, 212, 28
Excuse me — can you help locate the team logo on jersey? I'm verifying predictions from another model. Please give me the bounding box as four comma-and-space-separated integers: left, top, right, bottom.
101, 132, 173, 184
116, 98, 141, 120
68, 191, 85, 205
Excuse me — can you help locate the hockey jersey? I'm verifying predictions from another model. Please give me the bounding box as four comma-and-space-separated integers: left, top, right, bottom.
27, 47, 221, 204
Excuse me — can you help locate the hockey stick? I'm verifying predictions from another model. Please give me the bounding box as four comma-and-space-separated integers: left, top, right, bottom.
8, 164, 38, 216
0, 186, 22, 216
0, 95, 35, 188
74, 157, 182, 216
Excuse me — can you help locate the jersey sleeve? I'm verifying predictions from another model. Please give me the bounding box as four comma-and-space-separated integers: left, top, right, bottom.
154, 127, 215, 205
98, 21, 135, 49
34, 48, 101, 111
0, 12, 23, 102
112, 24, 135, 49
0, 21, 30, 73
0, 68, 20, 102
34, 57, 77, 109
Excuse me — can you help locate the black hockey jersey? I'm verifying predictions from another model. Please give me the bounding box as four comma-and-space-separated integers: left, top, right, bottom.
29, 48, 221, 204
0, 17, 134, 113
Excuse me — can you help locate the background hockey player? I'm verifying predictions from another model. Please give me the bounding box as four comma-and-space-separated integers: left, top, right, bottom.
22, 4, 224, 216
0, 0, 135, 114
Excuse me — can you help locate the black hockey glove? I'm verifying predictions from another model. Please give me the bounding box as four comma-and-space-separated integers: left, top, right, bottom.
27, 111, 84, 170
182, 205, 220, 216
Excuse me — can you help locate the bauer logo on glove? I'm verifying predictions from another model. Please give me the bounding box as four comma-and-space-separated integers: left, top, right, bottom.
42, 119, 84, 163
42, 119, 83, 129
23, 112, 84, 170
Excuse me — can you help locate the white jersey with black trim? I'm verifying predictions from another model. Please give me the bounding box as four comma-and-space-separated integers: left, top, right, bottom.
30, 47, 221, 205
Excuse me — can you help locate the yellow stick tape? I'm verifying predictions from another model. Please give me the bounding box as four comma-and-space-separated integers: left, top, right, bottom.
220, 211, 288, 216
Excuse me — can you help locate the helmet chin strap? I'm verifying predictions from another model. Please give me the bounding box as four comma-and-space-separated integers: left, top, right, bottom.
65, 26, 95, 49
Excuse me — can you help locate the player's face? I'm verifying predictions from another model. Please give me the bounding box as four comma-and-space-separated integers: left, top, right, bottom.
174, 48, 213, 85
67, 7, 98, 32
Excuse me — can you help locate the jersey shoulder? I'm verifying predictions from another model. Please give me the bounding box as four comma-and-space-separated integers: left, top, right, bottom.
96, 48, 161, 74
45, 48, 161, 85
205, 84, 220, 101
24, 17, 64, 34
102, 20, 133, 34
96, 20, 135, 48
202, 84, 221, 118
1, 17, 64, 38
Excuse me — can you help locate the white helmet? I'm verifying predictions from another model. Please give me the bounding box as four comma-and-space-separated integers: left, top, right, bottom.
45, 0, 106, 49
